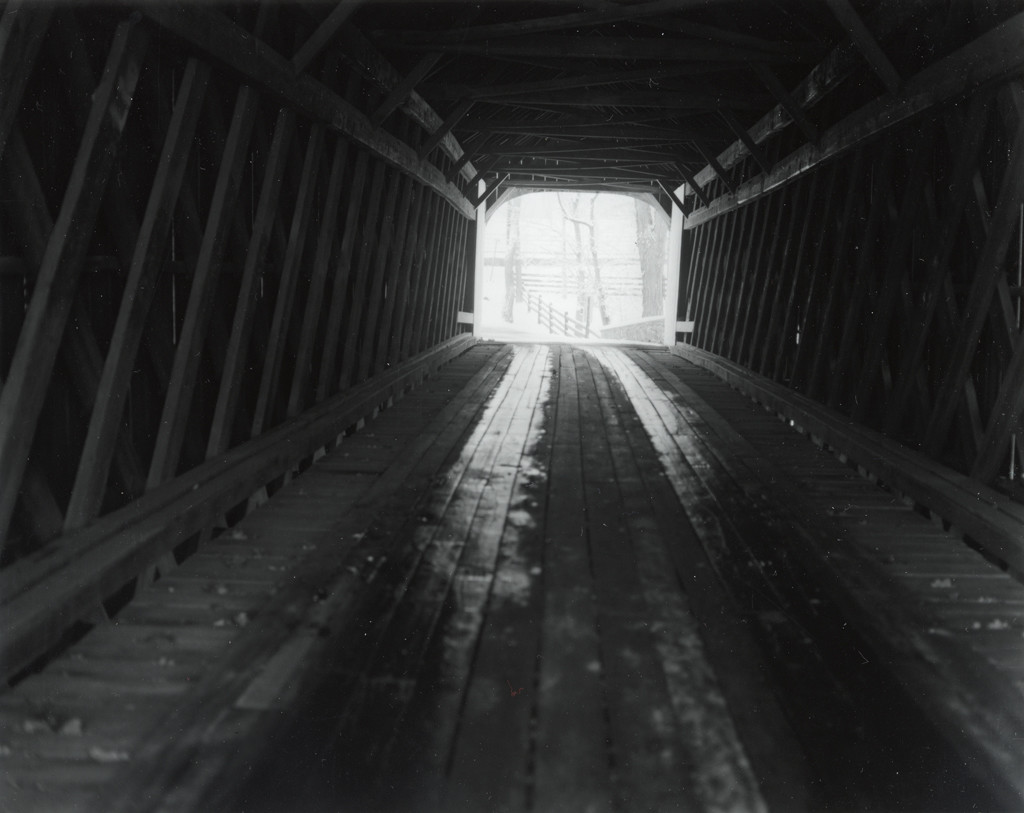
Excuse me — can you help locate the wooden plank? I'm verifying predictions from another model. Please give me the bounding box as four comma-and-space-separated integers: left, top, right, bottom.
826, 136, 897, 407
418, 98, 473, 160
207, 108, 297, 455
752, 177, 808, 373
921, 111, 1024, 455
65, 58, 211, 529
357, 122, 416, 384
146, 86, 259, 487
719, 107, 771, 173
751, 63, 819, 145
763, 168, 826, 380
0, 18, 148, 553
398, 191, 438, 361
850, 128, 934, 421
337, 160, 390, 390
686, 11, 1024, 227
737, 183, 792, 365
286, 134, 351, 417
395, 33, 804, 64
139, 5, 475, 218
0, 2, 52, 162
394, 188, 436, 363
249, 125, 325, 437
335, 25, 476, 181
373, 182, 421, 376
371, 52, 442, 126
291, 0, 365, 74
693, 140, 738, 193
722, 194, 770, 359
0, 334, 476, 683
800, 149, 865, 397
672, 342, 1024, 583
315, 151, 371, 401
970, 332, 1024, 483
824, 0, 901, 94
532, 347, 612, 812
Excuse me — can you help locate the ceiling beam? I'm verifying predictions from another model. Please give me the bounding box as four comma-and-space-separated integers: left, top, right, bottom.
139, 5, 476, 218
291, 0, 365, 74
422, 64, 730, 101
377, 0, 711, 42
335, 25, 477, 180
751, 63, 820, 144
686, 8, 1024, 227
391, 35, 807, 64
824, 0, 902, 94
419, 98, 473, 159
458, 121, 714, 142
371, 52, 442, 126
485, 88, 765, 110
718, 108, 771, 172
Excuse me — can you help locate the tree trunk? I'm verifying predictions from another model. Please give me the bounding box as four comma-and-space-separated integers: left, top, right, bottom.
635, 199, 667, 317
586, 194, 611, 326
502, 197, 521, 323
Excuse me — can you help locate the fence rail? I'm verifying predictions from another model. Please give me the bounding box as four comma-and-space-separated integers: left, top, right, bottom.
524, 290, 600, 339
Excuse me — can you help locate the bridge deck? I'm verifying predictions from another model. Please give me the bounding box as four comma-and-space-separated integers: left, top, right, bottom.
2, 343, 1022, 812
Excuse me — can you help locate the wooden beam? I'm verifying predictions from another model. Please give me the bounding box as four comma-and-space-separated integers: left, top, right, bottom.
688, 4, 922, 191
315, 151, 371, 400
0, 334, 477, 684
718, 108, 771, 172
398, 35, 805, 64
971, 333, 1024, 483
423, 65, 725, 101
207, 108, 297, 457
371, 52, 442, 126
488, 89, 766, 111
922, 113, 1024, 456
336, 25, 476, 180
0, 18, 148, 552
459, 120, 709, 142
692, 141, 736, 192
139, 5, 475, 218
419, 98, 473, 160
65, 58, 211, 530
147, 86, 260, 488
674, 163, 711, 207
251, 125, 326, 437
884, 93, 993, 435
0, 2, 53, 163
291, 0, 365, 74
751, 63, 819, 145
286, 134, 352, 418
380, 0, 708, 42
824, 0, 901, 94
685, 9, 1024, 227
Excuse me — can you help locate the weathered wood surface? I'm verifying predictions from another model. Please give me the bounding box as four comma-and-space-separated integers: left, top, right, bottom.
4, 343, 1021, 812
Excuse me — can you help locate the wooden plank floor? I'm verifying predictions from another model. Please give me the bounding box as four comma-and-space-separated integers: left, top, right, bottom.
2, 342, 1022, 812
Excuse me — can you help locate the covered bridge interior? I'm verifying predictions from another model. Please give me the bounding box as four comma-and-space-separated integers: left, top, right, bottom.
2, 0, 1024, 810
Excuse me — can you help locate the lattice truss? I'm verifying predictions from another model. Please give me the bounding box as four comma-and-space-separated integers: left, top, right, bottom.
677, 5, 1024, 488
0, 4, 478, 568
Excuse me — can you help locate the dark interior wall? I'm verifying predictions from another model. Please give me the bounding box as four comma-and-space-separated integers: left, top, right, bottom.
676, 2, 1024, 493
0, 4, 476, 569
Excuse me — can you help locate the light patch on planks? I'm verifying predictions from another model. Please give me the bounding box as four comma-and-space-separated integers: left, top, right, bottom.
586, 346, 769, 813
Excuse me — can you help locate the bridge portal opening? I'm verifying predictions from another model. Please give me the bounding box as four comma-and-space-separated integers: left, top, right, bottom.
476, 191, 672, 343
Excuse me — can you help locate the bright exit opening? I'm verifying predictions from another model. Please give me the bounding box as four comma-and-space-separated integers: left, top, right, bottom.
476, 191, 672, 343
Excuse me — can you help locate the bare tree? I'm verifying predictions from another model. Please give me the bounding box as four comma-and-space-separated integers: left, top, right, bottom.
502, 196, 521, 322
557, 192, 611, 326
